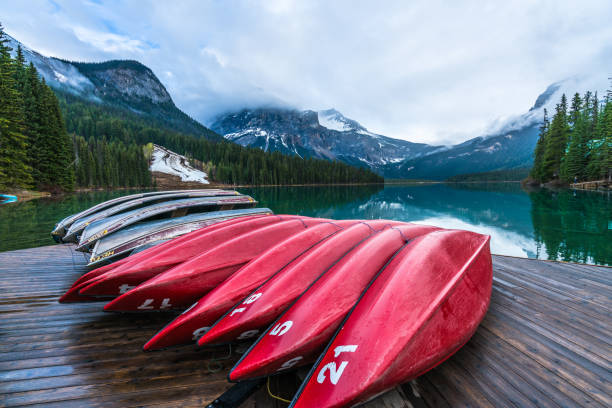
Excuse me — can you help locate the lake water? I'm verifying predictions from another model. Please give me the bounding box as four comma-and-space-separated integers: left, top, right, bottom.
0, 183, 610, 265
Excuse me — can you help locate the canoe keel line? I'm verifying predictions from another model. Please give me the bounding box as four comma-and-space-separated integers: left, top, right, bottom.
54, 192, 493, 407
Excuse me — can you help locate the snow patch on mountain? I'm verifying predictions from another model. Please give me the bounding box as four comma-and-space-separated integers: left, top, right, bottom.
318, 109, 352, 131
149, 145, 209, 184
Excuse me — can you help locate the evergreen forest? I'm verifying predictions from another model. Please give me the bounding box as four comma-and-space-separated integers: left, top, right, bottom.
529, 84, 611, 184
0, 25, 382, 192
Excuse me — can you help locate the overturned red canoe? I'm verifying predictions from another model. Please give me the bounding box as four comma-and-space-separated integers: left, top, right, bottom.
143, 220, 403, 351
143, 220, 357, 350
289, 229, 492, 408
229, 224, 440, 381
103, 218, 327, 312
77, 215, 303, 299
60, 214, 275, 303
197, 221, 404, 347
68, 213, 272, 289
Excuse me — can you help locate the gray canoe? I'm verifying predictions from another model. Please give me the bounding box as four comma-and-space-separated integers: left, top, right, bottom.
52, 189, 227, 240
87, 208, 273, 266
76, 195, 257, 252
63, 190, 241, 243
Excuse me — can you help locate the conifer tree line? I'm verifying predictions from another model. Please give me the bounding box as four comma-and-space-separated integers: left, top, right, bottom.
530, 83, 612, 184
1, 24, 381, 190
58, 91, 383, 186
0, 25, 74, 191
72, 135, 151, 188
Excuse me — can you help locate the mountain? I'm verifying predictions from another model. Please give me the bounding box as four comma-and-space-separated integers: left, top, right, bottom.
211, 108, 444, 171
5, 34, 221, 140
211, 78, 603, 180
383, 81, 581, 180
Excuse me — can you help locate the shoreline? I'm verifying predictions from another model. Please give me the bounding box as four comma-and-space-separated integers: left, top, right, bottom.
7, 178, 610, 201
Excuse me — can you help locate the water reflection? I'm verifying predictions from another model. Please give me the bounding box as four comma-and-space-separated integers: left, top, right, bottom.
242, 183, 611, 265
0, 184, 609, 265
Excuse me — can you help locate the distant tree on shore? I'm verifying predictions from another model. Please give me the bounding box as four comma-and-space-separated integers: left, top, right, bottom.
529, 81, 612, 184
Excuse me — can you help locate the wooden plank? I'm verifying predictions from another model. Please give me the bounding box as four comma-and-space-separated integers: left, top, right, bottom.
0, 245, 610, 407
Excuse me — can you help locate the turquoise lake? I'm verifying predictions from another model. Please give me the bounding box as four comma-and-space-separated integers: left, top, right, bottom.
0, 183, 610, 266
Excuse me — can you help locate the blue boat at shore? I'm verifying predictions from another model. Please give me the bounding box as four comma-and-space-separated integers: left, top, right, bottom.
0, 194, 17, 204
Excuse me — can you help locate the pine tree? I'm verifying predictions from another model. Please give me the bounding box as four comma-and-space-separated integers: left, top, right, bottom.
0, 24, 33, 189
561, 94, 585, 182
542, 94, 569, 181
530, 108, 549, 181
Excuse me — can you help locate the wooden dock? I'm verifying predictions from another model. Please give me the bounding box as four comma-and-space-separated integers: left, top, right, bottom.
0, 245, 610, 407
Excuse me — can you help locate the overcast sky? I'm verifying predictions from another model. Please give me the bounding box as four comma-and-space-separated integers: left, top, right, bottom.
2, 0, 611, 144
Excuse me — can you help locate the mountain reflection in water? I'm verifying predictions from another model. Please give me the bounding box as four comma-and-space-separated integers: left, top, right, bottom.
243, 183, 611, 266
0, 184, 609, 266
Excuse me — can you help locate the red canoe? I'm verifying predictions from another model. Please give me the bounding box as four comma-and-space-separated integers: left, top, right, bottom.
76, 215, 304, 299
60, 214, 276, 302
103, 218, 327, 312
142, 220, 403, 351
197, 221, 404, 347
289, 230, 492, 408
65, 213, 271, 290
229, 224, 440, 381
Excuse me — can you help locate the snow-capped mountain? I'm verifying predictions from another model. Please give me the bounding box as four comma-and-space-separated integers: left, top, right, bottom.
149, 144, 209, 184
384, 76, 608, 180
211, 108, 443, 171
212, 75, 607, 179
5, 33, 220, 140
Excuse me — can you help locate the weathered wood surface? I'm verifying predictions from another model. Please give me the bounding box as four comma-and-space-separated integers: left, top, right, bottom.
0, 245, 610, 407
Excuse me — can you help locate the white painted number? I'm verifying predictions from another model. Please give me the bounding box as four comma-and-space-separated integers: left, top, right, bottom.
333, 344, 358, 357
243, 293, 262, 304
136, 298, 172, 310
192, 327, 210, 341
317, 361, 348, 385
137, 299, 154, 310
316, 345, 358, 385
237, 329, 259, 340
230, 307, 246, 316
278, 356, 303, 371
270, 321, 293, 336
119, 284, 136, 294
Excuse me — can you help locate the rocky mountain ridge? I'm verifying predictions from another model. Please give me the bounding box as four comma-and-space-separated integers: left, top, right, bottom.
211, 108, 444, 172
5, 33, 220, 140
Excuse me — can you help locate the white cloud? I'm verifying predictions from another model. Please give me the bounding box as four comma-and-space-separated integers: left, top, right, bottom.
1, 0, 611, 144
72, 26, 148, 54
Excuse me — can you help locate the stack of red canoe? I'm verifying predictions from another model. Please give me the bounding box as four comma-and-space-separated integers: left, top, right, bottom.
60, 213, 492, 408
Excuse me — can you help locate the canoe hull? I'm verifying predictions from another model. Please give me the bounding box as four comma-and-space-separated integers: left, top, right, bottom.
87, 208, 273, 266
63, 190, 239, 243
75, 195, 257, 251
102, 218, 327, 312
52, 190, 227, 239
142, 220, 363, 350
197, 221, 405, 347
229, 224, 440, 381
290, 230, 492, 408
60, 214, 274, 303
78, 215, 303, 299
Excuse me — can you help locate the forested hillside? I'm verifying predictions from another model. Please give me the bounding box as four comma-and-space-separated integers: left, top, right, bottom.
59, 91, 382, 186
0, 25, 382, 191
0, 26, 74, 191
529, 85, 611, 184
